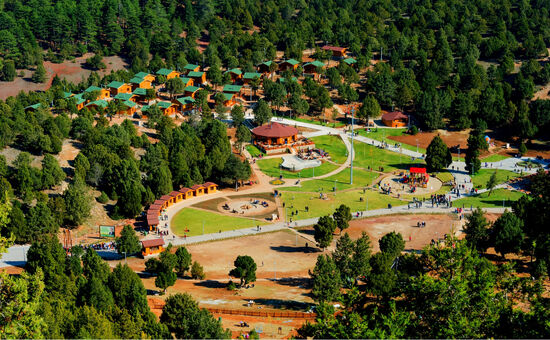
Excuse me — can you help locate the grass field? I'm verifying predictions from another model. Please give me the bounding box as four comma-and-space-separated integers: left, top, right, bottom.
309, 135, 348, 164
280, 168, 379, 192
480, 154, 510, 162
245, 144, 264, 157
256, 157, 340, 179
453, 189, 524, 208
434, 171, 455, 184
280, 189, 405, 220
472, 169, 522, 189
290, 117, 345, 128
353, 141, 425, 172
172, 208, 267, 236
356, 128, 427, 154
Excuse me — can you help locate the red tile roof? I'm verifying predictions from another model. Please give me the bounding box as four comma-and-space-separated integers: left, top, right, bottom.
147, 216, 159, 225
153, 199, 165, 205
382, 111, 408, 121
179, 187, 193, 193
142, 238, 164, 248
251, 122, 299, 138
204, 182, 217, 187
410, 167, 427, 174
322, 45, 346, 52
191, 184, 204, 190
148, 204, 162, 210
169, 191, 180, 197
160, 195, 172, 201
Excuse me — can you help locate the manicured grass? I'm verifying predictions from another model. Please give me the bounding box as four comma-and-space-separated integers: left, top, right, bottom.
309, 135, 348, 164
434, 171, 455, 184
471, 169, 522, 189
480, 154, 510, 162
246, 144, 264, 157
280, 168, 379, 192
352, 141, 425, 172
291, 117, 345, 128
281, 189, 406, 220
172, 208, 267, 236
356, 128, 426, 154
256, 157, 340, 179
453, 189, 525, 208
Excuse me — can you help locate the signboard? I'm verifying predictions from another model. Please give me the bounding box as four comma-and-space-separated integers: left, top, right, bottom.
99, 225, 115, 238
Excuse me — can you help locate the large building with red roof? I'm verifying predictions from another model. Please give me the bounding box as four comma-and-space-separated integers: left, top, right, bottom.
251, 122, 299, 145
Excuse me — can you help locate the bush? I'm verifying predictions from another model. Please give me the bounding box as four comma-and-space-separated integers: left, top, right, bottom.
227, 280, 237, 290
96, 191, 109, 204
409, 125, 419, 135
191, 261, 205, 280
518, 142, 527, 156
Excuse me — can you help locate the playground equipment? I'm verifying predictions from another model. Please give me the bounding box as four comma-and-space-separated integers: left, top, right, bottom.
401, 167, 429, 188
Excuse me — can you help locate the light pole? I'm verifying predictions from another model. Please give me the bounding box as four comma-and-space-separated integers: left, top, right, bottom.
202, 220, 204, 235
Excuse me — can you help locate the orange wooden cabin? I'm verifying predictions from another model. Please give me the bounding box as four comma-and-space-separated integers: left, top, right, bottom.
382, 111, 408, 127
322, 45, 347, 57
141, 238, 165, 257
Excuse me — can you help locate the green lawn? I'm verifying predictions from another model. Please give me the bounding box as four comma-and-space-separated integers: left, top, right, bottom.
434, 171, 455, 184
280, 168, 379, 192
356, 128, 426, 154
281, 189, 405, 220
472, 169, 522, 189
290, 117, 345, 128
245, 144, 264, 157
256, 157, 340, 179
310, 135, 348, 164
453, 189, 525, 209
353, 141, 425, 172
480, 154, 510, 162
172, 208, 267, 236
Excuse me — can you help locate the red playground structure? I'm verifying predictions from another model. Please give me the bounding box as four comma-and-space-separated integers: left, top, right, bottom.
401, 167, 429, 189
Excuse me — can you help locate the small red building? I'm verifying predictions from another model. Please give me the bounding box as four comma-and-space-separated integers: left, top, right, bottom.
382, 111, 409, 127
252, 122, 299, 145
141, 238, 165, 257
322, 45, 347, 57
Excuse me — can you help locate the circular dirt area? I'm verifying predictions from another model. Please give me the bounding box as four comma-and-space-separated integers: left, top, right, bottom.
218, 198, 277, 217
380, 174, 442, 195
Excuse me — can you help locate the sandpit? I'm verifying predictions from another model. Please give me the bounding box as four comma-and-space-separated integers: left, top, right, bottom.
379, 174, 442, 195
218, 198, 277, 217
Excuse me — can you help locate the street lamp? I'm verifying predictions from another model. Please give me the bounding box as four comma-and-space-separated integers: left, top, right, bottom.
350, 108, 355, 184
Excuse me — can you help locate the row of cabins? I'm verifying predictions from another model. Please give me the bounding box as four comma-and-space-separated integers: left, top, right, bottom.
145, 182, 218, 232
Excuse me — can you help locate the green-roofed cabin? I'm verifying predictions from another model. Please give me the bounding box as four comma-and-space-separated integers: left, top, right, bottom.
73, 94, 86, 110
85, 86, 110, 99
279, 59, 300, 72
223, 84, 243, 96
118, 100, 137, 115
156, 68, 180, 79
342, 58, 357, 67
132, 88, 149, 102
222, 92, 236, 106
86, 100, 108, 111
114, 92, 136, 102
24, 103, 42, 111
157, 101, 177, 116
303, 60, 325, 74
179, 77, 193, 87
257, 61, 274, 73
134, 72, 156, 83
184, 85, 200, 98
243, 72, 262, 84
63, 92, 73, 99
183, 64, 200, 74
278, 76, 298, 83
225, 68, 242, 82
107, 81, 132, 96
175, 96, 195, 111
187, 71, 206, 85
130, 77, 153, 90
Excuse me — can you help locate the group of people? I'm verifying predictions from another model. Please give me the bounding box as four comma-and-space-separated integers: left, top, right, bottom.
431, 194, 450, 207
82, 242, 115, 251
416, 221, 427, 228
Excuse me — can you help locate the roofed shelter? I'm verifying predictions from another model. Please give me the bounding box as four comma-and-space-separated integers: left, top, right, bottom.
157, 101, 177, 116
156, 68, 180, 80
117, 100, 137, 115
382, 111, 408, 127
203, 182, 218, 194
107, 81, 132, 96
223, 84, 243, 97
184, 85, 200, 98
222, 92, 236, 107
322, 45, 347, 57
243, 72, 262, 84
252, 122, 298, 145
183, 64, 200, 74
141, 238, 165, 257
279, 59, 300, 72
188, 71, 206, 85
191, 184, 205, 196
85, 86, 110, 100
176, 96, 195, 112
225, 68, 242, 82
130, 77, 152, 89
257, 61, 275, 74
303, 61, 325, 74
179, 77, 194, 87
134, 72, 156, 83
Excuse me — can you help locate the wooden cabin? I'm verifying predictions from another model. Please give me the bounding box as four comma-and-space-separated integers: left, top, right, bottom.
132, 88, 148, 103
158, 101, 177, 116
24, 103, 42, 112
243, 72, 262, 84
114, 92, 137, 102
223, 84, 243, 98
169, 190, 184, 203
179, 77, 194, 87
342, 58, 357, 67
179, 187, 193, 199
279, 59, 300, 72
257, 61, 275, 74
222, 92, 236, 107
73, 94, 86, 110
225, 68, 242, 82
130, 76, 152, 89
141, 238, 165, 257
117, 100, 137, 115
108, 81, 132, 96
382, 111, 409, 127
85, 100, 108, 111
184, 85, 200, 98
303, 60, 325, 74
156, 68, 180, 80
203, 182, 218, 194
176, 96, 195, 112
85, 86, 110, 100
322, 45, 347, 57
188, 71, 206, 85
134, 72, 156, 83
183, 63, 200, 74
191, 184, 205, 196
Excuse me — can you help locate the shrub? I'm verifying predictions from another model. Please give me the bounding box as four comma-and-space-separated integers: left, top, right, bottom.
96, 191, 109, 204
191, 261, 205, 280
227, 280, 237, 290
409, 125, 419, 135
